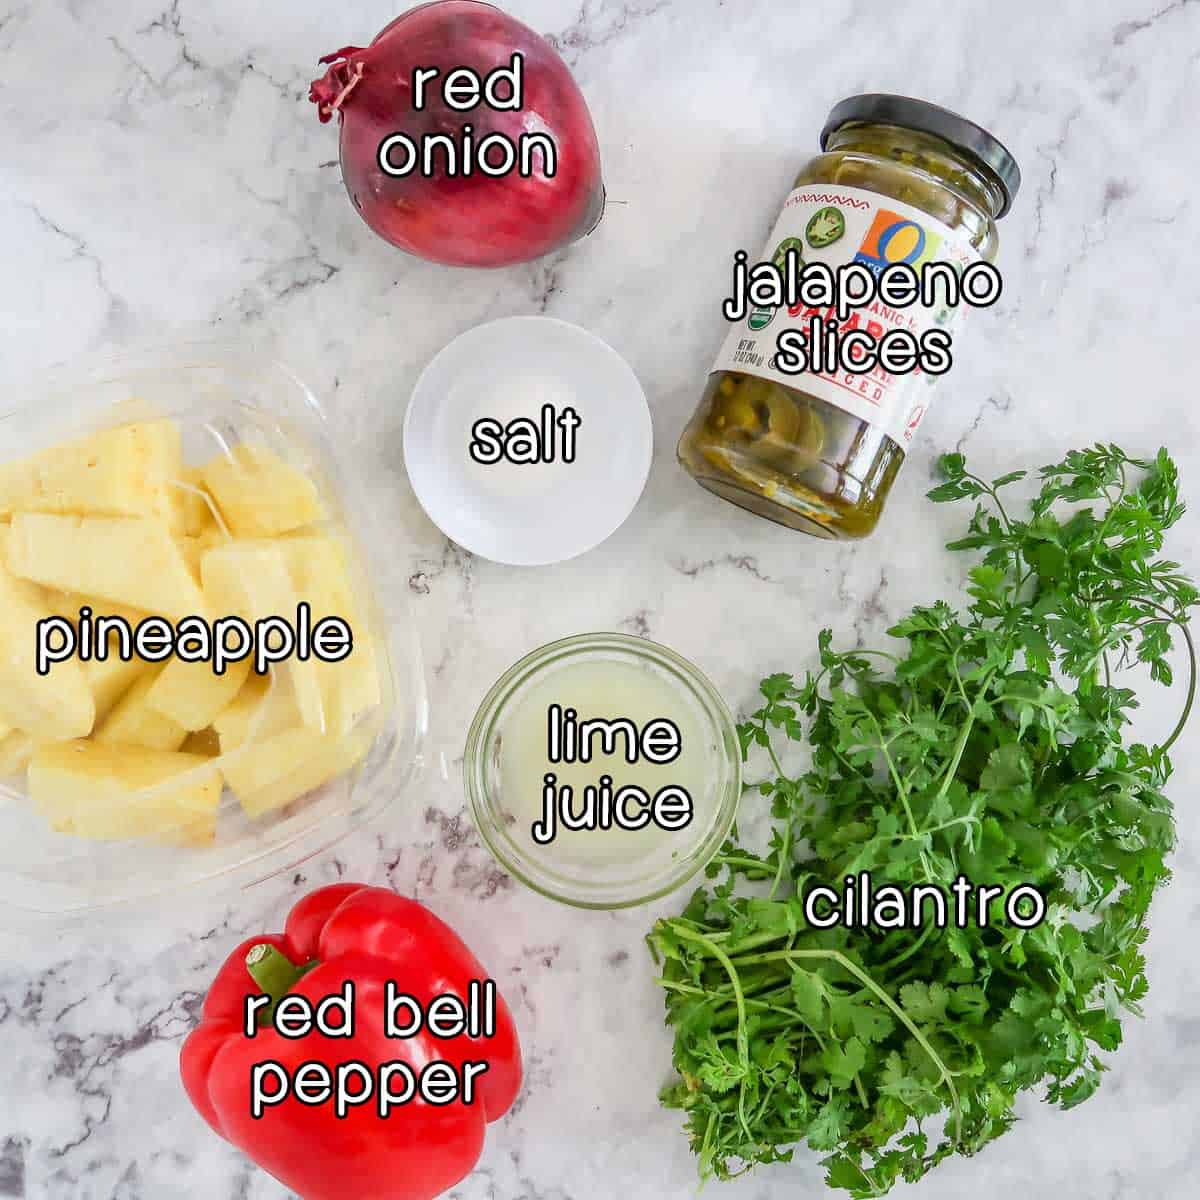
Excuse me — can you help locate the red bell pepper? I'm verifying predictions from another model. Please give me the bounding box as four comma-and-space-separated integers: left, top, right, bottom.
180, 884, 522, 1200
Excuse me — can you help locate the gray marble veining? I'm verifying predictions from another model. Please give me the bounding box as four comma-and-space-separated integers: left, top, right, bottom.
2, 0, 1199, 1197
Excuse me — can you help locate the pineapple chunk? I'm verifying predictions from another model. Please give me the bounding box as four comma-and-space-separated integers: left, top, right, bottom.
175, 528, 229, 588
171, 812, 219, 847
82, 655, 151, 724
43, 588, 154, 700
202, 533, 381, 736
29, 740, 220, 843
223, 725, 372, 818
212, 673, 300, 752
42, 589, 155, 719
0, 732, 33, 776
0, 421, 182, 519
201, 444, 323, 538
8, 513, 206, 620
171, 466, 219, 537
44, 589, 150, 633
277, 534, 382, 736
0, 529, 95, 740
39, 589, 155, 721
145, 654, 251, 733
175, 526, 228, 585
201, 542, 324, 730
95, 670, 188, 752
177, 536, 204, 584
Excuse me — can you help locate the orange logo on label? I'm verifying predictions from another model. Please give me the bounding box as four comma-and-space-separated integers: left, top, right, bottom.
854, 210, 942, 274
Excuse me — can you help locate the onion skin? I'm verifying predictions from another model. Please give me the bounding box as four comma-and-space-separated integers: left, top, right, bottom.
310, 1, 605, 269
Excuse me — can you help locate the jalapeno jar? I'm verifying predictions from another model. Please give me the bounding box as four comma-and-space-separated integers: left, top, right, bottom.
679, 95, 1020, 539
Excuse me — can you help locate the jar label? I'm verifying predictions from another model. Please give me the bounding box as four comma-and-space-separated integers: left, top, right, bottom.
710, 184, 981, 448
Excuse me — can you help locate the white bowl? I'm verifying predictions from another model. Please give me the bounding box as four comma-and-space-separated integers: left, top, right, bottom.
403, 316, 653, 566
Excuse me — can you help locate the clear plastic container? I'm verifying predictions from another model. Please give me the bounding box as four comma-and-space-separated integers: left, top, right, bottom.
0, 345, 427, 921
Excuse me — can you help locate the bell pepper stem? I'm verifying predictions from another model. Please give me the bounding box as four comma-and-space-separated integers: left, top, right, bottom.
246, 944, 317, 1027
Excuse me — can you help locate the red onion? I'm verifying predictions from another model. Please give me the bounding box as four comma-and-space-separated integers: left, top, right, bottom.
310, 1, 605, 269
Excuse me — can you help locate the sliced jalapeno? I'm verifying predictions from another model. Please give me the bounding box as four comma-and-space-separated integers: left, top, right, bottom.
806, 206, 846, 248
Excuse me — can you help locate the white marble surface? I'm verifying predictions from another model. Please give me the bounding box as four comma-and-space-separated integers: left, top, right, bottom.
2, 0, 1200, 1197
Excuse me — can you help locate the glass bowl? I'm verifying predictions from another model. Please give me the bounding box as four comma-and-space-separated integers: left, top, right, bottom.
465, 633, 741, 909
0, 343, 427, 922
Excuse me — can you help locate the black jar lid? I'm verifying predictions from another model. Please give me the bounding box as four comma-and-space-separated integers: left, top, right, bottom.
820, 94, 1021, 218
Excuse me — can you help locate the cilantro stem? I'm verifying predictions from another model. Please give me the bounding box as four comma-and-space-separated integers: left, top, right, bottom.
732, 949, 963, 1145
770, 822, 792, 902
1136, 600, 1196, 756
965, 473, 1014, 534
908, 815, 977, 840
852, 649, 903, 666
720, 1000, 830, 1045
1164, 620, 1196, 755
929, 670, 996, 811
699, 1112, 716, 1178
762, 723, 787, 780
713, 853, 776, 876
862, 711, 933, 879
657, 978, 709, 999
665, 923, 754, 1143
704, 929, 794, 954
874, 925, 936, 973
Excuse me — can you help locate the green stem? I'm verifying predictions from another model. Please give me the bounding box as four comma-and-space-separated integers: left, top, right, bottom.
699, 1111, 717, 1176
948, 651, 973, 712
909, 814, 977, 840
966, 474, 1013, 534
764, 734, 787, 781
1136, 601, 1197, 755
245, 944, 317, 1027
703, 928, 794, 955
657, 978, 708, 998
849, 649, 903, 667
930, 670, 995, 812
714, 1001, 828, 1046
713, 853, 775, 876
667, 924, 755, 1144
865, 711, 919, 838
769, 821, 792, 902
874, 924, 936, 973
730, 948, 963, 1145
1164, 619, 1196, 755
863, 711, 938, 883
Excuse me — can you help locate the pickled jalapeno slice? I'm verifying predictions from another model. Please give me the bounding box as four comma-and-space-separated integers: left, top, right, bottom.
805, 206, 846, 248
773, 237, 805, 275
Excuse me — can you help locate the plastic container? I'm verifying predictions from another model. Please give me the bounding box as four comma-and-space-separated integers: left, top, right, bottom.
464, 633, 741, 909
0, 345, 427, 921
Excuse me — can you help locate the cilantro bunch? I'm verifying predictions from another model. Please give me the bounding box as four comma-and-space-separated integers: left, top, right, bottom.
649, 446, 1196, 1197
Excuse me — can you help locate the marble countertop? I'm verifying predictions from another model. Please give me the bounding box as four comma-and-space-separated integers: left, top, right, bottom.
2, 0, 1200, 1197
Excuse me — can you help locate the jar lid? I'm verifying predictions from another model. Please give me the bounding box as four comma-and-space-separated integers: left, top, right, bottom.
820, 94, 1021, 218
